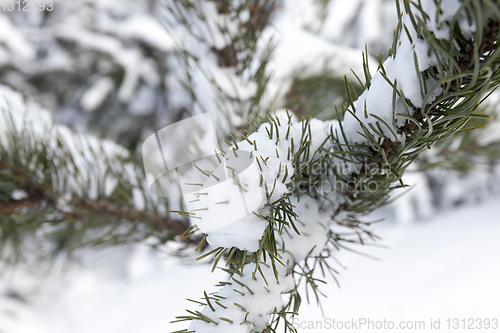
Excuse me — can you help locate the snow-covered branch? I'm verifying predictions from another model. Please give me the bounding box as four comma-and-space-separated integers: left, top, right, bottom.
174, 1, 500, 332
0, 85, 195, 260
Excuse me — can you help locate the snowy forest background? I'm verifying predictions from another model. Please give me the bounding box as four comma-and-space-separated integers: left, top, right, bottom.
1, 0, 500, 332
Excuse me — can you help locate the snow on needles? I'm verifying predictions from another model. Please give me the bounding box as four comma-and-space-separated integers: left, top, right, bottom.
0, 85, 155, 212
184, 112, 298, 252
342, 1, 475, 144
188, 260, 294, 333
183, 110, 343, 252
186, 0, 473, 253
183, 2, 478, 331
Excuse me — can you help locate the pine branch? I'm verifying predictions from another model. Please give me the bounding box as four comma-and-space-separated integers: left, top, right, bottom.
0, 160, 188, 235
159, 0, 278, 136
174, 1, 500, 332
0, 86, 201, 260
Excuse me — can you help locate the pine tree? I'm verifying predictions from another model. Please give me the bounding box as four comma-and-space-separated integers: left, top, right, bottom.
1, 0, 500, 332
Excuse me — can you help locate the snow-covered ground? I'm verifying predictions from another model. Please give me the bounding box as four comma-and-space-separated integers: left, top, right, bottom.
1, 195, 499, 333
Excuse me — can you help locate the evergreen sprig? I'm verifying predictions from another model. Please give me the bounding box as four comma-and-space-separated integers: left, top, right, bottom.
0, 91, 197, 262
175, 1, 500, 332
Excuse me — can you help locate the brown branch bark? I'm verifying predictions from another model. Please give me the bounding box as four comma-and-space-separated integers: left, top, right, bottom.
69, 197, 188, 235
1, 160, 191, 237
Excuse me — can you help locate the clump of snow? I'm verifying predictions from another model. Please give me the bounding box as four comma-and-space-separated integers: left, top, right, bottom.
203, 214, 270, 252
0, 16, 36, 61
279, 196, 331, 262
188, 196, 342, 332
337, 0, 477, 145
182, 112, 345, 252
96, 15, 175, 52
340, 8, 452, 144
132, 188, 146, 211
80, 77, 114, 112
183, 118, 297, 251
419, 0, 475, 39
11, 189, 29, 201
189, 260, 294, 333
